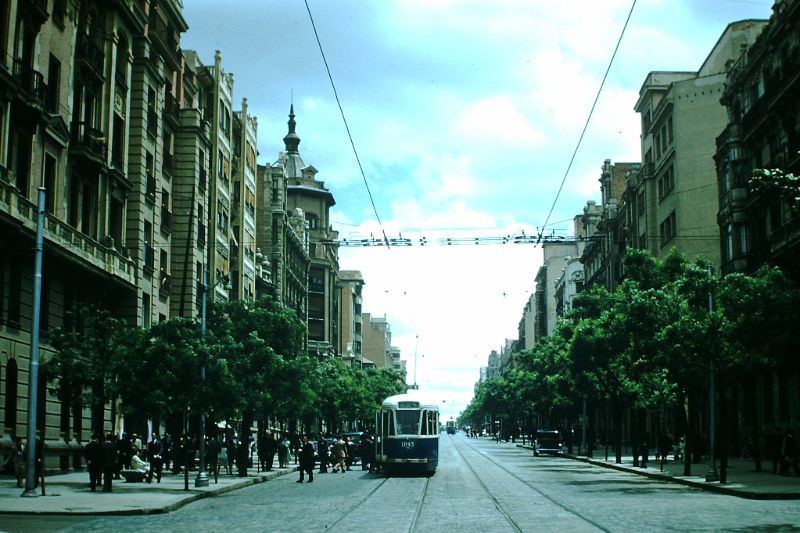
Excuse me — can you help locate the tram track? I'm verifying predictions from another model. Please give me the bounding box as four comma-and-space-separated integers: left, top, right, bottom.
449, 435, 525, 533
454, 436, 612, 533
324, 476, 390, 531
407, 476, 431, 533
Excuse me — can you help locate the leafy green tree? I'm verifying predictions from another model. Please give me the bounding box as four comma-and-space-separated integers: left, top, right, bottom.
45, 305, 136, 433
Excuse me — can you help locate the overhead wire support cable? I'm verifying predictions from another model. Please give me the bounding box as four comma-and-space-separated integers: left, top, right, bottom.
537, 0, 638, 245
304, 0, 391, 248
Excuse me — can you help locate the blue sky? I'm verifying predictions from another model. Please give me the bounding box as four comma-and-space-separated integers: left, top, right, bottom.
181, 0, 776, 420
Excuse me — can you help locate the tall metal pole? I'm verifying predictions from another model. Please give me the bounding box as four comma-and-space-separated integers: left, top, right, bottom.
705, 264, 719, 482
22, 188, 46, 497
196, 265, 209, 487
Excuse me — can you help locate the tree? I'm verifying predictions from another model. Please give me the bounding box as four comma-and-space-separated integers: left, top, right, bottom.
45, 305, 136, 433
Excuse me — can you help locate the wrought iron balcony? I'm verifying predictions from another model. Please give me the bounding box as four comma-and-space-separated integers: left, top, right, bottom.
159, 270, 172, 296
164, 92, 179, 125
13, 60, 47, 104
70, 122, 106, 164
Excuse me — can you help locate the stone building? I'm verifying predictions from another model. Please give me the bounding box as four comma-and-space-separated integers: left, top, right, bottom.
716, 1, 800, 281
280, 106, 340, 357
0, 0, 255, 470
581, 160, 639, 291
337, 270, 364, 366
631, 20, 766, 267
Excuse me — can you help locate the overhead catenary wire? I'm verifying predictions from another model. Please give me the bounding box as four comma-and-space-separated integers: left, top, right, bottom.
536, 0, 638, 245
303, 0, 390, 249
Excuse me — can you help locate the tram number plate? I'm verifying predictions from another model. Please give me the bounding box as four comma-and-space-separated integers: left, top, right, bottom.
401, 440, 415, 449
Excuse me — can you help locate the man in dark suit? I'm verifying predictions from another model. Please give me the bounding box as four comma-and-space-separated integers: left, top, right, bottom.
297, 434, 315, 483
147, 433, 164, 483
101, 433, 116, 492
84, 434, 102, 491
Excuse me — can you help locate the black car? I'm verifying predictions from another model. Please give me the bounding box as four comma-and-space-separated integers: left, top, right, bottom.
534, 429, 564, 456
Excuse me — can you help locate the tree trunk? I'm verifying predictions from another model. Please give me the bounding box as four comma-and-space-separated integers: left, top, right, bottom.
719, 374, 729, 484
238, 409, 254, 476
613, 399, 623, 464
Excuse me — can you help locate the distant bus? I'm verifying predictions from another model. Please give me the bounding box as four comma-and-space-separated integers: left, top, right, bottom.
446, 420, 456, 435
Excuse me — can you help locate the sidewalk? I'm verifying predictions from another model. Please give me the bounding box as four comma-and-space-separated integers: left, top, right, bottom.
575, 454, 800, 499
0, 466, 298, 515
515, 442, 800, 499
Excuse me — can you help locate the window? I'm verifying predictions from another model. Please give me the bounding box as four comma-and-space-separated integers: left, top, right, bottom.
7, 260, 21, 327
396, 410, 420, 435
46, 54, 60, 113
217, 201, 229, 232
659, 211, 677, 247
658, 166, 674, 200
43, 154, 56, 213
637, 191, 645, 216
142, 292, 151, 328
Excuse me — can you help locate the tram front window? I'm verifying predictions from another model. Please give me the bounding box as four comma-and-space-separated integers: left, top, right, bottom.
396, 409, 420, 434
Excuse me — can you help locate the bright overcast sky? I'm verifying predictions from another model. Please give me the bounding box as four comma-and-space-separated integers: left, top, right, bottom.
181, 0, 775, 421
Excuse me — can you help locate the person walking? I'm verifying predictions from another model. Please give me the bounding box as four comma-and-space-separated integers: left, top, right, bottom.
101, 433, 116, 492
146, 432, 164, 483
10, 436, 26, 488
297, 435, 315, 483
278, 436, 290, 468
331, 436, 347, 473
206, 436, 221, 483
84, 434, 102, 491
264, 432, 277, 471
318, 437, 329, 473
780, 428, 799, 476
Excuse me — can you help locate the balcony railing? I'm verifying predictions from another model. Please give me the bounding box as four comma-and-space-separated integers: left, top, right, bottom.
164, 92, 179, 124
13, 60, 47, 104
0, 178, 136, 286
76, 37, 104, 80
71, 122, 106, 160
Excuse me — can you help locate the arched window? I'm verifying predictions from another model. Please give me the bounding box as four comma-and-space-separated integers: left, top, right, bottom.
4, 358, 18, 436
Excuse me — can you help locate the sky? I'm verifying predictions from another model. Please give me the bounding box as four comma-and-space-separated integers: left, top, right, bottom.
180, 0, 776, 421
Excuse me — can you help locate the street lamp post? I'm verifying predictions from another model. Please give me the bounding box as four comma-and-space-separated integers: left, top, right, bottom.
197, 268, 230, 488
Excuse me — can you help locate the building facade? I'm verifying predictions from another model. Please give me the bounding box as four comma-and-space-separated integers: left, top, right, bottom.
632, 20, 766, 267
337, 269, 364, 366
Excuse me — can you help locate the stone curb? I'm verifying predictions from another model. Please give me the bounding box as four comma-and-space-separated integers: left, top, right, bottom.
0, 467, 299, 516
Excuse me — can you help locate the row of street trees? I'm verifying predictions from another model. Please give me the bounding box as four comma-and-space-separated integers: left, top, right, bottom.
44, 295, 406, 449
462, 248, 800, 480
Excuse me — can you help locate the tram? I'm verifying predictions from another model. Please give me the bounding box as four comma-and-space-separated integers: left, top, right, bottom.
446, 420, 456, 434
375, 392, 439, 474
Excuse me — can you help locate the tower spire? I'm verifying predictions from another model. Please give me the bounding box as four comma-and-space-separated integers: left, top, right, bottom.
283, 104, 300, 154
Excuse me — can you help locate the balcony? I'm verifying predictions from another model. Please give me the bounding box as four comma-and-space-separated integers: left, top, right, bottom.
70, 122, 106, 167
148, 11, 181, 69
76, 37, 104, 83
164, 92, 179, 126
21, 0, 49, 26
145, 172, 156, 203
0, 179, 135, 286
12, 60, 47, 105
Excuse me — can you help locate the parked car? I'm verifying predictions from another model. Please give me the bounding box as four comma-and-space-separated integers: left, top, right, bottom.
534, 429, 564, 456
